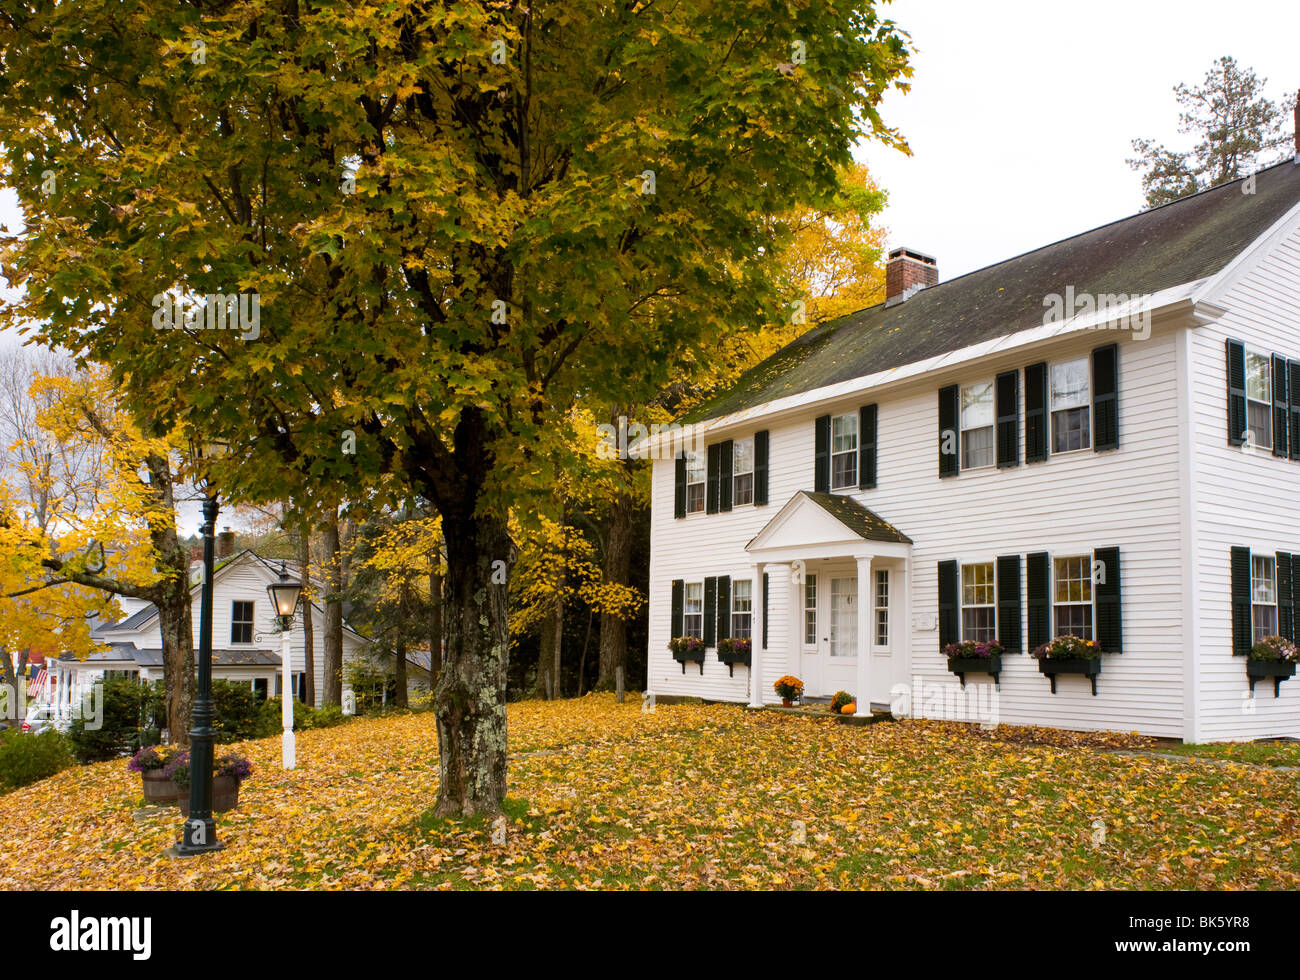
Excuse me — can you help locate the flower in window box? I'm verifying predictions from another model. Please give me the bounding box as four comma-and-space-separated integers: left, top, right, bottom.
716, 637, 751, 658
1030, 635, 1102, 660
667, 636, 706, 660
942, 640, 1004, 660
1250, 636, 1300, 663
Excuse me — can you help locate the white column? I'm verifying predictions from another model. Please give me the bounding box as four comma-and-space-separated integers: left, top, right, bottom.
749, 562, 766, 708
855, 555, 874, 717
281, 626, 296, 769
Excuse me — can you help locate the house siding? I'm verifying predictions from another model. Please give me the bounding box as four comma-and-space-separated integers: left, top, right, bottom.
1190, 223, 1300, 741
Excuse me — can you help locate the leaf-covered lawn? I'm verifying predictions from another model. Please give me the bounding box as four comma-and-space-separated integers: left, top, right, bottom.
2, 695, 1297, 890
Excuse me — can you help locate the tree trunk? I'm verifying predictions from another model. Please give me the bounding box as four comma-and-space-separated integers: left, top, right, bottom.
394, 637, 408, 709
596, 490, 634, 691
434, 511, 510, 817
156, 595, 195, 745
429, 558, 443, 688
321, 510, 344, 706
297, 524, 316, 707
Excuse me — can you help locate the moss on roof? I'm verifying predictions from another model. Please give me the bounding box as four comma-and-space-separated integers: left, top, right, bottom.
802, 491, 912, 544
684, 161, 1300, 424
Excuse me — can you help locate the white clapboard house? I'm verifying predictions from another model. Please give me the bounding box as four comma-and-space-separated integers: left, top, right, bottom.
47, 549, 373, 723
646, 154, 1300, 742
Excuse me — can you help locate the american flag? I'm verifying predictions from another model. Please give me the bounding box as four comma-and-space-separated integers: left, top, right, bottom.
26, 668, 50, 701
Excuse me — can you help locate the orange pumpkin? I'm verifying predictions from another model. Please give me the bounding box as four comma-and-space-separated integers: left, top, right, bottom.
841, 702, 857, 715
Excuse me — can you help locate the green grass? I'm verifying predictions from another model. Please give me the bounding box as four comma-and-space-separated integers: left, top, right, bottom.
1160, 741, 1300, 767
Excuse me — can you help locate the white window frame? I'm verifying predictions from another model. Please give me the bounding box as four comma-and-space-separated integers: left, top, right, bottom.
959, 381, 995, 470
731, 579, 753, 639
803, 574, 818, 646
830, 413, 858, 490
1050, 357, 1092, 454
231, 600, 255, 645
1244, 350, 1274, 451
1251, 554, 1278, 643
960, 562, 996, 642
874, 569, 889, 647
684, 450, 706, 514
683, 582, 704, 639
733, 437, 754, 507
1053, 555, 1094, 639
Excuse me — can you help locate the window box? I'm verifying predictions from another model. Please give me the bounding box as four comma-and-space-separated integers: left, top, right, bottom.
717, 637, 752, 676
667, 636, 706, 674
1036, 658, 1102, 695
1032, 635, 1102, 694
1247, 659, 1297, 697
943, 640, 1003, 688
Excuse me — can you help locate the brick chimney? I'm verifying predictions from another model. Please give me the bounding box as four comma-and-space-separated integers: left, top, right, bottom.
217, 526, 236, 558
885, 247, 938, 307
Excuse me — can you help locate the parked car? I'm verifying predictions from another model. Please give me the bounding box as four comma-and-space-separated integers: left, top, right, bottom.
20, 705, 58, 734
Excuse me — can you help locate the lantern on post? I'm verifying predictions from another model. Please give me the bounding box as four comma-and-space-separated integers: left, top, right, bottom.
266, 565, 303, 769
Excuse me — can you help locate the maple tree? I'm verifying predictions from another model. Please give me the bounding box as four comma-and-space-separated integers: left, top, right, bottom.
0, 0, 912, 815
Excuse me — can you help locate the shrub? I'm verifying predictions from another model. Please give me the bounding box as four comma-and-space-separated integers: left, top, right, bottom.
211, 680, 268, 743
830, 691, 855, 713
68, 676, 164, 764
309, 703, 348, 729
0, 730, 76, 791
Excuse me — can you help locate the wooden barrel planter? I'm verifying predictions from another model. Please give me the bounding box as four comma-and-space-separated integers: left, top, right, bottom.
1247, 659, 1296, 698
141, 770, 182, 805
1037, 657, 1101, 695
178, 775, 241, 815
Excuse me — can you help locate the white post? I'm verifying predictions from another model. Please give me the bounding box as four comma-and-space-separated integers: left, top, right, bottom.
749, 563, 766, 708
855, 555, 873, 717
281, 627, 296, 769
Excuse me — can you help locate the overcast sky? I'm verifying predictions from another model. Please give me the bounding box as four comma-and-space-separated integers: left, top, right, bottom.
859, 0, 1300, 281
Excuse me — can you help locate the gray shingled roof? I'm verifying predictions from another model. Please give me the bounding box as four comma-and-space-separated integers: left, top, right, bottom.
55, 644, 279, 667
684, 160, 1300, 424
801, 491, 912, 544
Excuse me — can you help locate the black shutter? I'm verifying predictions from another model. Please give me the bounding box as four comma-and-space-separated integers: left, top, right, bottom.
1094, 546, 1122, 654
703, 577, 717, 647
1027, 551, 1050, 650
1230, 547, 1252, 656
719, 439, 734, 512
859, 404, 878, 490
1273, 355, 1289, 459
762, 573, 769, 648
1093, 344, 1119, 452
996, 555, 1022, 652
938, 385, 959, 478
1278, 552, 1295, 642
1226, 339, 1247, 447
996, 370, 1019, 468
715, 576, 731, 642
706, 444, 721, 514
937, 560, 958, 648
1289, 360, 1300, 460
1293, 556, 1300, 635
670, 580, 684, 637
754, 430, 769, 505
814, 415, 830, 492
1025, 362, 1048, 462
673, 454, 686, 519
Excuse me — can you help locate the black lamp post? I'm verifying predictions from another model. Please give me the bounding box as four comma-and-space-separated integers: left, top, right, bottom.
169, 440, 228, 857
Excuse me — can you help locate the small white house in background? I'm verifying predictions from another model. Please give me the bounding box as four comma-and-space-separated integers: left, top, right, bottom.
47, 550, 373, 722
647, 155, 1300, 742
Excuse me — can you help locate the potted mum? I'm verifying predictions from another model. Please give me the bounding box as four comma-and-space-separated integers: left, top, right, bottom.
830, 691, 855, 713
1031, 635, 1103, 695
127, 745, 183, 804
943, 639, 1004, 689
716, 636, 752, 675
773, 675, 804, 707
166, 751, 254, 815
667, 635, 706, 674
1247, 636, 1299, 697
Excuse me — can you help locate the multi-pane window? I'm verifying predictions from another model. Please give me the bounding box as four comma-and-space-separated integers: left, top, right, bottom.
733, 438, 754, 506
804, 574, 818, 645
683, 583, 703, 639
731, 580, 753, 639
1050, 358, 1091, 453
231, 600, 254, 644
829, 578, 857, 657
831, 414, 858, 490
684, 451, 706, 514
961, 562, 996, 642
874, 569, 889, 647
1053, 556, 1093, 639
1251, 555, 1278, 642
1245, 351, 1273, 450
960, 382, 995, 469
